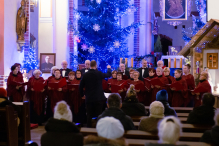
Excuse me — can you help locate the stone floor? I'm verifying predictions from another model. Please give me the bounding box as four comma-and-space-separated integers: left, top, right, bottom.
31, 126, 46, 146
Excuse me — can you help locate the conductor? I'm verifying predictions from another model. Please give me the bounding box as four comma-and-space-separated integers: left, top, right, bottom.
79, 60, 112, 127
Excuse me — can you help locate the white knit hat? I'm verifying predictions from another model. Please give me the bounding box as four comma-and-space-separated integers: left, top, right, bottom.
149, 101, 164, 118
96, 117, 124, 140
54, 101, 73, 122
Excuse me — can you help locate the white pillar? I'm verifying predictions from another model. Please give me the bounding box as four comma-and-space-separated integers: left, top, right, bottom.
146, 0, 153, 54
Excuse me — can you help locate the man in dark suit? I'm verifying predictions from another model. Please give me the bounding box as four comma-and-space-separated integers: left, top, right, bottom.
81, 60, 90, 76
137, 59, 149, 81
79, 60, 111, 127
118, 63, 129, 79
41, 56, 54, 72
60, 60, 72, 78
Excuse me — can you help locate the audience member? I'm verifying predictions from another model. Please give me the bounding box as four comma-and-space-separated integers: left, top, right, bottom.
145, 116, 186, 146
98, 93, 135, 130
200, 110, 219, 145
121, 85, 148, 116
84, 117, 125, 146
187, 93, 216, 125
41, 101, 83, 146
139, 101, 164, 133
156, 90, 177, 117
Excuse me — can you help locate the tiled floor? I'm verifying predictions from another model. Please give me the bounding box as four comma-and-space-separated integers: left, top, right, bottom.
31, 126, 46, 146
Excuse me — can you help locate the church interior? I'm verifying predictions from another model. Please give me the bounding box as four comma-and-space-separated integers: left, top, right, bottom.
1, 0, 219, 146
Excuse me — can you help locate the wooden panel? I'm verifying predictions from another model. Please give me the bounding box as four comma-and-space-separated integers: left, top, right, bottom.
207, 53, 218, 69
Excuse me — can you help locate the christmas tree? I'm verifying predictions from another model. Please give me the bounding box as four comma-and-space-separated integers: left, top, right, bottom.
70, 0, 140, 71
154, 35, 162, 52
22, 47, 39, 73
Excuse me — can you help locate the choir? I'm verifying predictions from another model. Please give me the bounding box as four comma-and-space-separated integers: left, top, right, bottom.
6, 60, 212, 125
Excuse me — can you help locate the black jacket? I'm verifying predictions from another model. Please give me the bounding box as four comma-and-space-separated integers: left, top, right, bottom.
81, 68, 89, 76
187, 105, 216, 125
98, 107, 135, 130
200, 126, 219, 146
79, 69, 111, 103
121, 97, 148, 116
160, 101, 177, 117
145, 143, 188, 146
41, 118, 83, 146
137, 67, 149, 81
60, 68, 72, 77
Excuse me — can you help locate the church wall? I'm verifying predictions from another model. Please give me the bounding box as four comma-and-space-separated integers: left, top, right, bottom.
4, 0, 25, 76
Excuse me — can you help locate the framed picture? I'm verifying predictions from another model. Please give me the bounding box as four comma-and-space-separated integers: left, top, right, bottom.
40, 53, 56, 73
163, 0, 187, 20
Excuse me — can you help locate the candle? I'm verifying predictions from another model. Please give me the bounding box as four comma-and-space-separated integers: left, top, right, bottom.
125, 58, 128, 66
180, 58, 182, 68
131, 58, 133, 67
174, 58, 176, 68
168, 58, 171, 68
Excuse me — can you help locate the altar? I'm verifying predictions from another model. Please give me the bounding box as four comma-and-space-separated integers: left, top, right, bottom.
161, 55, 185, 68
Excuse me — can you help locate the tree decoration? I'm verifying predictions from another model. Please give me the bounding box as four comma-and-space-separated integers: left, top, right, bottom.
81, 44, 88, 51
88, 46, 95, 53
96, 0, 101, 4
22, 47, 39, 73
75, 13, 80, 20
108, 47, 114, 52
114, 41, 121, 48
93, 24, 100, 31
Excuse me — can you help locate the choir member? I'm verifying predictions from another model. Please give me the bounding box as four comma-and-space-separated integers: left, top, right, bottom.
157, 60, 164, 69
127, 69, 135, 85
144, 68, 156, 106
137, 59, 149, 81
132, 71, 146, 104
182, 64, 195, 107
14, 63, 23, 78
151, 67, 168, 102
193, 71, 211, 107
48, 66, 59, 82
107, 70, 117, 85
171, 69, 188, 107
26, 70, 46, 125
119, 63, 129, 79
7, 65, 25, 102
60, 60, 72, 78
163, 67, 175, 106
47, 69, 66, 116
81, 60, 90, 75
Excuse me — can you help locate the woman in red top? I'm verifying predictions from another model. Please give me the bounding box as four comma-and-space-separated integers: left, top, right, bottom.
132, 71, 146, 104
127, 69, 135, 85
182, 64, 195, 107
7, 65, 25, 102
171, 69, 188, 107
26, 69, 46, 125
163, 67, 175, 106
151, 67, 169, 102
144, 68, 156, 106
193, 71, 211, 107
14, 63, 23, 78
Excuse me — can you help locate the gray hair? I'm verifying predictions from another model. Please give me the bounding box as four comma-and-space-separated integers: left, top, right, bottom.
33, 69, 42, 76
158, 116, 182, 144
157, 60, 164, 65
50, 66, 59, 75
156, 67, 163, 72
85, 60, 90, 64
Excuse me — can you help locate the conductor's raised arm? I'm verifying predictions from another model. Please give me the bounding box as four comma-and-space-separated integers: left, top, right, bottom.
101, 65, 112, 79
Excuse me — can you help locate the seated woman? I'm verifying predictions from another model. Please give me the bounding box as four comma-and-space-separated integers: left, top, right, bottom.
145, 116, 184, 146
41, 101, 83, 146
200, 110, 219, 145
121, 85, 148, 116
26, 70, 46, 125
139, 101, 164, 133
7, 65, 25, 102
84, 117, 125, 146
171, 70, 188, 107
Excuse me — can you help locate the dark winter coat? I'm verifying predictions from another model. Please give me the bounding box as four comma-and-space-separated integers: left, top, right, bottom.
187, 105, 216, 125
200, 126, 219, 146
138, 117, 162, 133
160, 101, 177, 117
41, 118, 83, 146
97, 107, 135, 130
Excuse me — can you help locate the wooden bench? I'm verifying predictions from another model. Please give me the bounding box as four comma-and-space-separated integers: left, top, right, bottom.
0, 105, 18, 146
145, 106, 193, 113
80, 128, 204, 142
126, 139, 210, 146
134, 122, 212, 133
13, 101, 31, 146
131, 116, 188, 123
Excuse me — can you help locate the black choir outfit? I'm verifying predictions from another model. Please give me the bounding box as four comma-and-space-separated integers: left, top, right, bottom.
137, 67, 149, 81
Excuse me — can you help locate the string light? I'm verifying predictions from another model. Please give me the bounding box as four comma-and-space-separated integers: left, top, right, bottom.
22, 47, 39, 73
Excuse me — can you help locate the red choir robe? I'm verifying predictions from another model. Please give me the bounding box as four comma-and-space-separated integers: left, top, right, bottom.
144, 76, 155, 106
165, 75, 175, 105
193, 80, 211, 107
151, 76, 169, 102
182, 74, 195, 107
111, 80, 128, 101
47, 77, 67, 112
26, 76, 46, 116
171, 78, 188, 107
67, 78, 84, 114
102, 79, 109, 92
107, 78, 118, 92
131, 80, 146, 104
7, 72, 25, 102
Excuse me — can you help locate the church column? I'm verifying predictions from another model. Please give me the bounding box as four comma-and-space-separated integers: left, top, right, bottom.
146, 0, 153, 54
0, 0, 4, 88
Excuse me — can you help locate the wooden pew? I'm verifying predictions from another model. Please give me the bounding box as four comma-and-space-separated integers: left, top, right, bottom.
80, 128, 204, 142
126, 139, 210, 146
13, 101, 31, 146
131, 116, 187, 123
177, 113, 189, 117
133, 122, 212, 133
0, 105, 18, 146
145, 106, 193, 113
